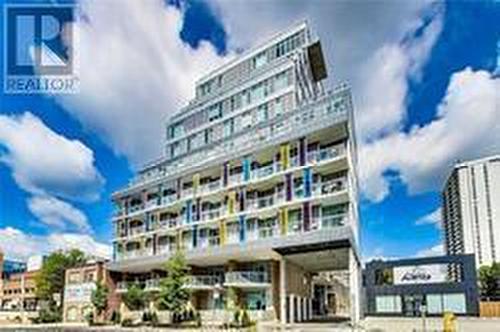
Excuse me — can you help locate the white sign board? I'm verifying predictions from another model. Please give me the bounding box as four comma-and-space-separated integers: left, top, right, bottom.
393, 264, 448, 285
64, 283, 96, 303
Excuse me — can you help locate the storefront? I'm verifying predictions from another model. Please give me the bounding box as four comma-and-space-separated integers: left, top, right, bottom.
364, 254, 479, 316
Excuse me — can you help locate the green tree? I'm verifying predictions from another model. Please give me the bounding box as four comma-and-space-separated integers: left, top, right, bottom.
156, 251, 191, 321
122, 284, 147, 311
91, 281, 109, 320
35, 249, 86, 322
478, 262, 500, 299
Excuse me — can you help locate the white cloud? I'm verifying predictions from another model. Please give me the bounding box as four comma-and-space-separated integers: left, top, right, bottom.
360, 68, 500, 202
416, 207, 442, 228
0, 112, 104, 202
0, 227, 111, 261
416, 243, 444, 257
356, 6, 443, 141
54, 0, 231, 166
28, 195, 90, 233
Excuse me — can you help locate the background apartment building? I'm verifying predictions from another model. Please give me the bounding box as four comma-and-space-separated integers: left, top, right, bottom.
442, 155, 500, 268
109, 22, 361, 324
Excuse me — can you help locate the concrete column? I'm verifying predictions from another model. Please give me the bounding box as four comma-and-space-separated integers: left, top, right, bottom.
308, 298, 312, 320
297, 296, 302, 322
349, 248, 361, 325
280, 258, 287, 324
302, 298, 307, 321
289, 294, 295, 324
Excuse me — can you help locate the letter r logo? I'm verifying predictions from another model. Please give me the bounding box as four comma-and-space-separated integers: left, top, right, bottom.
5, 5, 74, 76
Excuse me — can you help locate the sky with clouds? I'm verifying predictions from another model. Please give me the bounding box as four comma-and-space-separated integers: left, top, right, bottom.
0, 0, 498, 262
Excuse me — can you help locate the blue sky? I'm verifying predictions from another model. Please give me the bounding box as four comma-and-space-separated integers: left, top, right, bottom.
0, 0, 498, 261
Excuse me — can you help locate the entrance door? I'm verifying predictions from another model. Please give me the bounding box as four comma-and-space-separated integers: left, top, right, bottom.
403, 295, 424, 316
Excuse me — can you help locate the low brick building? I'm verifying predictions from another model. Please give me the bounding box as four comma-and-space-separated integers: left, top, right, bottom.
0, 252, 40, 324
63, 258, 117, 322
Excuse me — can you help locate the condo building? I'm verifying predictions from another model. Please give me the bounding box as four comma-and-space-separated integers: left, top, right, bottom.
442, 155, 500, 268
108, 22, 361, 324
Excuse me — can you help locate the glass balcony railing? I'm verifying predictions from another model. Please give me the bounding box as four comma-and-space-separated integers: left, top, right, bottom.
198, 236, 221, 248
145, 199, 158, 209
119, 248, 153, 260
225, 271, 269, 285
129, 205, 143, 214
199, 179, 222, 194
182, 187, 194, 198
119, 144, 346, 219
186, 275, 221, 288
200, 208, 224, 221
247, 191, 284, 211
313, 177, 347, 196
157, 244, 175, 255
229, 173, 243, 186
129, 226, 146, 236
159, 217, 180, 229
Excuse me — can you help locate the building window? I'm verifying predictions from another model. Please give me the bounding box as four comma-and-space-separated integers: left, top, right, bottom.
208, 103, 222, 122
274, 71, 289, 91
223, 119, 234, 138
443, 293, 466, 313
253, 52, 267, 70
257, 104, 268, 123
375, 295, 401, 313
274, 98, 284, 117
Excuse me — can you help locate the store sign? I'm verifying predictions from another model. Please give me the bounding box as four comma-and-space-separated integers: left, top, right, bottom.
394, 264, 447, 285
64, 282, 96, 302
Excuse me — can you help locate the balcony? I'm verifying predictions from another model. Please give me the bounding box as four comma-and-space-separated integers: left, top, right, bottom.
117, 279, 160, 292
251, 163, 281, 179
145, 199, 158, 209
198, 235, 220, 249
145, 278, 160, 291
158, 217, 180, 229
119, 248, 153, 260
157, 244, 175, 255
311, 213, 347, 230
182, 187, 194, 199
229, 173, 243, 186
129, 226, 146, 236
129, 204, 143, 214
224, 271, 270, 287
247, 191, 284, 211
199, 179, 222, 194
313, 177, 347, 196
308, 144, 345, 164
161, 194, 177, 206
185, 275, 222, 289
200, 208, 224, 222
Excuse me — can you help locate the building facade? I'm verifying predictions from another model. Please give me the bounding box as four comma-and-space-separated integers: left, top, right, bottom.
108, 22, 361, 324
364, 255, 479, 317
442, 155, 500, 268
0, 252, 40, 324
63, 260, 114, 323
